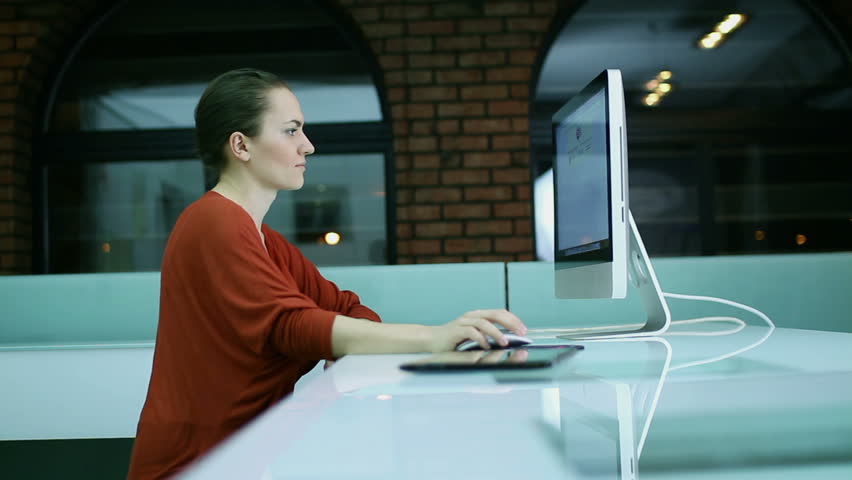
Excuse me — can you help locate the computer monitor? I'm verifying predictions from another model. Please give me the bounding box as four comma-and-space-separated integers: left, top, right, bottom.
552, 69, 628, 299
552, 69, 671, 338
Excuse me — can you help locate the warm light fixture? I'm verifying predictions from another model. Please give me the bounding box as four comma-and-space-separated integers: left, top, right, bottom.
643, 71, 674, 107
101, 242, 111, 253
698, 13, 748, 49
754, 230, 766, 241
795, 234, 807, 246
323, 232, 341, 245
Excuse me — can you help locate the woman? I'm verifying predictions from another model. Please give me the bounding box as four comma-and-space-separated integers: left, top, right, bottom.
127, 68, 527, 479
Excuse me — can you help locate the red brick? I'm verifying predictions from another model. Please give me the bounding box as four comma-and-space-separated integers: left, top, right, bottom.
397, 256, 414, 265
397, 223, 413, 239
468, 254, 512, 262
0, 53, 27, 67
512, 151, 530, 166
387, 87, 406, 102
0, 153, 11, 167
512, 117, 529, 132
383, 5, 430, 20
533, 1, 558, 14
459, 51, 506, 67
392, 120, 409, 135
407, 103, 436, 118
378, 54, 405, 70
0, 70, 13, 83
466, 220, 513, 236
494, 202, 531, 217
435, 69, 483, 84
484, 1, 532, 16
441, 169, 490, 185
445, 238, 492, 254
463, 118, 512, 134
399, 170, 439, 186
397, 205, 441, 221
409, 239, 442, 255
444, 203, 491, 219
516, 184, 531, 200
510, 84, 530, 98
409, 136, 438, 152
364, 23, 405, 38
415, 187, 462, 203
507, 17, 551, 32
386, 37, 433, 52
437, 102, 485, 117
437, 119, 459, 134
509, 49, 538, 65
464, 186, 513, 201
488, 100, 528, 116
413, 154, 440, 168
385, 71, 405, 86
0, 37, 12, 51
434, 3, 481, 17
440, 135, 488, 151
517, 253, 535, 261
350, 6, 381, 22
416, 256, 464, 264
410, 120, 433, 135
0, 22, 38, 35
514, 219, 532, 235
464, 152, 511, 167
485, 34, 533, 49
435, 35, 482, 51
395, 154, 411, 170
486, 67, 530, 83
409, 53, 455, 68
416, 221, 463, 237
397, 188, 414, 204
410, 86, 458, 102
406, 71, 433, 84
394, 138, 409, 153
458, 18, 503, 33
493, 168, 530, 184
492, 134, 528, 150
495, 237, 532, 253
460, 84, 508, 100
409, 20, 455, 35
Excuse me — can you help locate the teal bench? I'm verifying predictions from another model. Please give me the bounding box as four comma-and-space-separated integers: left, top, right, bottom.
507, 253, 852, 334
0, 263, 506, 441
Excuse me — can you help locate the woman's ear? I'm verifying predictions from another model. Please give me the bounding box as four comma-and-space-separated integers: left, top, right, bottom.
227, 132, 251, 163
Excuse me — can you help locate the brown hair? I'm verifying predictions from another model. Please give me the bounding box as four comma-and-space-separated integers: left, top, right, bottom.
194, 68, 289, 174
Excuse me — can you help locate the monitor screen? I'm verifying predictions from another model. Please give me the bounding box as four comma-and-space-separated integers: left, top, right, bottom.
554, 88, 611, 261
552, 69, 628, 299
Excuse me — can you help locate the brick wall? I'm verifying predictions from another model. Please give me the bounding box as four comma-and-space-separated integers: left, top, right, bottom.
1, 0, 851, 273
0, 0, 97, 274
339, 0, 561, 264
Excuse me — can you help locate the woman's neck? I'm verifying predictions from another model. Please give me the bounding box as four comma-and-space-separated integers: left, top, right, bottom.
211, 173, 276, 233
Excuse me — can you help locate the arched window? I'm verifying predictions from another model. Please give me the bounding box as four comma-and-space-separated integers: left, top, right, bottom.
36, 0, 393, 273
533, 0, 852, 259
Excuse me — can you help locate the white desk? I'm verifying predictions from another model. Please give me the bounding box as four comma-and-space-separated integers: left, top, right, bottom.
179, 327, 852, 479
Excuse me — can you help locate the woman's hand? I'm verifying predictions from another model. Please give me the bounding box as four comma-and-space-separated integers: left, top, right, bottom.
429, 309, 527, 352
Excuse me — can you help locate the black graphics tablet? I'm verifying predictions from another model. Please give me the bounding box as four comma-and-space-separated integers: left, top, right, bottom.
399, 345, 584, 373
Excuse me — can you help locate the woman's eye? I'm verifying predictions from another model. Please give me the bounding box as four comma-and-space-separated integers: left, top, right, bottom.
285, 129, 298, 136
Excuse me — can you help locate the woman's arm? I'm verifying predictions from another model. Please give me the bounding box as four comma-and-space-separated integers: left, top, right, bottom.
331, 309, 527, 356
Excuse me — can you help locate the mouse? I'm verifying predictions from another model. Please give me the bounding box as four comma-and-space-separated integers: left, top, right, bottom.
455, 333, 533, 352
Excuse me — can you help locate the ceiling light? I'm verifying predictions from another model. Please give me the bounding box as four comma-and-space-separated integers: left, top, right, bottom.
644, 93, 660, 106
656, 83, 672, 94
324, 232, 341, 245
659, 70, 672, 80
645, 79, 660, 90
697, 13, 747, 49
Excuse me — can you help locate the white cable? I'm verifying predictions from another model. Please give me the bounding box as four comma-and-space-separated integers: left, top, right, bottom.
664, 316, 745, 336
662, 292, 775, 371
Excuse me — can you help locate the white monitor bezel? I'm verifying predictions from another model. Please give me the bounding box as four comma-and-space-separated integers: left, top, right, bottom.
552, 69, 628, 299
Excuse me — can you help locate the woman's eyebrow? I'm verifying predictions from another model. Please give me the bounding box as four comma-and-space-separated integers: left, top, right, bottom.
284, 120, 303, 127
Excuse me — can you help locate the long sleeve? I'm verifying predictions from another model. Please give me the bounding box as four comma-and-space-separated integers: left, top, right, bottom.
264, 227, 382, 324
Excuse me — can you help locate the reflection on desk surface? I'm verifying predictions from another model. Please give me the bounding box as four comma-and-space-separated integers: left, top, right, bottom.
178, 328, 852, 480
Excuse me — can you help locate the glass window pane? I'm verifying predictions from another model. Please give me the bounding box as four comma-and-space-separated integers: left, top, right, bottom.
265, 153, 388, 266
47, 160, 205, 273
48, 0, 382, 132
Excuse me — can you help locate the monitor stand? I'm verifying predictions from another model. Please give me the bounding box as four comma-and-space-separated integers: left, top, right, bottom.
558, 211, 671, 340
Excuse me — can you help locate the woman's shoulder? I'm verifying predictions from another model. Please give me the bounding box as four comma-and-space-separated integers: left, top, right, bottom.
175, 191, 254, 240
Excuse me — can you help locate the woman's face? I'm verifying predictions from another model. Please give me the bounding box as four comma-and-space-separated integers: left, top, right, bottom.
246, 87, 315, 191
